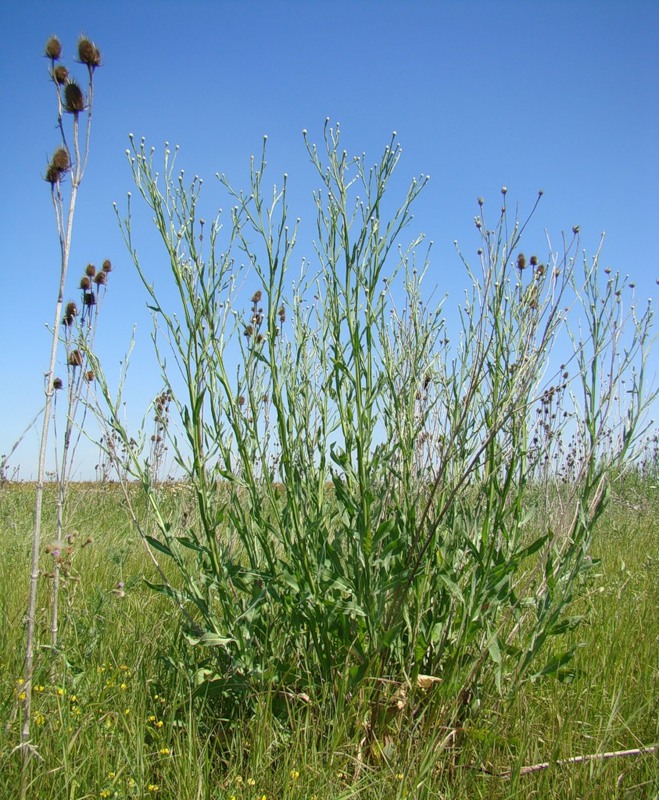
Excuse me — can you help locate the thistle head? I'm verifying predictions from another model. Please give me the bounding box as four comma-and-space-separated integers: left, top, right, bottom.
63, 81, 85, 114
77, 37, 102, 68
52, 65, 69, 85
45, 36, 62, 60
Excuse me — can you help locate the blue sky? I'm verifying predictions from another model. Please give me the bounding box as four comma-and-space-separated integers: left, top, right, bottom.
1, 0, 657, 479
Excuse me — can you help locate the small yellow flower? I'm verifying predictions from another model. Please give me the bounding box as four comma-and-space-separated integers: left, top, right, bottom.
395, 772, 404, 780
100, 791, 111, 799
17, 678, 25, 686
56, 687, 65, 697
290, 769, 300, 780
34, 712, 45, 726
119, 664, 129, 671
127, 778, 136, 788
120, 683, 127, 691
36, 684, 45, 692
155, 720, 163, 728
148, 715, 156, 722
18, 691, 26, 701
124, 708, 131, 715
108, 772, 116, 779
159, 747, 171, 756
70, 695, 77, 703
147, 785, 159, 793
247, 777, 256, 786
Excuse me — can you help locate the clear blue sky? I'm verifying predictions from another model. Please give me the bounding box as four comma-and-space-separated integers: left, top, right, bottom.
1, 0, 657, 479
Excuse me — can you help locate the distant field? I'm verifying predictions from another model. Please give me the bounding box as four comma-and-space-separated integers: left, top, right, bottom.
1, 480, 657, 799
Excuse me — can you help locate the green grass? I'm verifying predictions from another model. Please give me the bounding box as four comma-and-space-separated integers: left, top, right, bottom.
1, 480, 657, 799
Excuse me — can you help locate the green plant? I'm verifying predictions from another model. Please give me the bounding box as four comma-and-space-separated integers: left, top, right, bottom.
92, 122, 654, 763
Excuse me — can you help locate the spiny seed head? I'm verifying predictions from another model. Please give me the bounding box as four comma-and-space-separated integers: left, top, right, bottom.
45, 36, 62, 60
77, 37, 101, 68
52, 65, 69, 85
102, 259, 112, 272
65, 301, 78, 317
53, 377, 63, 390
244, 325, 253, 337
516, 253, 527, 270
45, 164, 60, 185
94, 271, 107, 286
79, 276, 91, 290
68, 350, 83, 367
85, 263, 96, 277
64, 82, 85, 114
51, 148, 70, 173
85, 370, 95, 382
278, 305, 286, 323
251, 290, 262, 304
530, 255, 538, 267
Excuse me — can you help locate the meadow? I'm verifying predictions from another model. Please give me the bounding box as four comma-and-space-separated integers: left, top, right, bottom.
1, 476, 657, 799
5, 33, 657, 800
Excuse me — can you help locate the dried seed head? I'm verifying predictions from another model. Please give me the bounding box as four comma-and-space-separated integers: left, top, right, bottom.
51, 148, 70, 173
77, 37, 101, 68
85, 263, 96, 277
85, 370, 95, 382
79, 276, 91, 290
64, 81, 85, 114
94, 271, 107, 286
65, 301, 78, 317
52, 64, 69, 85
68, 349, 83, 368
243, 325, 254, 337
44, 164, 60, 185
251, 290, 262, 304
516, 253, 527, 270
102, 259, 112, 272
529, 255, 538, 267
45, 36, 62, 60
278, 305, 286, 323
53, 377, 63, 390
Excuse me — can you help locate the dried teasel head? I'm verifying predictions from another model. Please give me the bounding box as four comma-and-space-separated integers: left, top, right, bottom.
516, 253, 527, 270
44, 164, 61, 185
85, 370, 95, 382
68, 349, 83, 368
101, 259, 112, 273
251, 290, 263, 305
64, 81, 85, 114
45, 36, 62, 60
51, 147, 70, 174
77, 36, 102, 68
80, 276, 91, 290
52, 64, 69, 85
85, 263, 96, 277
94, 271, 107, 286
52, 377, 63, 390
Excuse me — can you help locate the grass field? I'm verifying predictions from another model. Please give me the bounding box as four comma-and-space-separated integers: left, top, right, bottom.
1, 478, 657, 799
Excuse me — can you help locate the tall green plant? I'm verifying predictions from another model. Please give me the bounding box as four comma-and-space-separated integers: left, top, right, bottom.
92, 123, 653, 755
